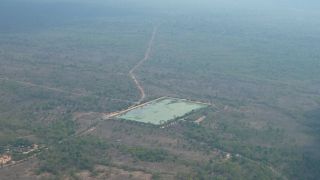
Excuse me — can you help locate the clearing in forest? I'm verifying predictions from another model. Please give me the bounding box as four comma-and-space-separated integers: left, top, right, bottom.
116, 97, 209, 125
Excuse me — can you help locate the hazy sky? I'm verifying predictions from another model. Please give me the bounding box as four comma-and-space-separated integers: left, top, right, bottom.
1, 0, 319, 33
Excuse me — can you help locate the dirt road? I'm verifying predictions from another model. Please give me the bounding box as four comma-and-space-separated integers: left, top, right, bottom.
0, 77, 133, 103
129, 27, 158, 104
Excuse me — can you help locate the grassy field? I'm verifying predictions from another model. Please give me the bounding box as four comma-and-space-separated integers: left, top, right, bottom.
117, 97, 208, 125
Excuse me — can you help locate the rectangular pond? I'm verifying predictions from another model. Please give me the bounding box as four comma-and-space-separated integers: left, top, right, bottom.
116, 97, 209, 125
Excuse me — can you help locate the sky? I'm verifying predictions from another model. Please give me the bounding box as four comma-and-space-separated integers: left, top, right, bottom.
1, 0, 319, 33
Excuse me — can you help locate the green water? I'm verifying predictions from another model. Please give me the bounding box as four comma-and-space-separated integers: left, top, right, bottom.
117, 97, 208, 125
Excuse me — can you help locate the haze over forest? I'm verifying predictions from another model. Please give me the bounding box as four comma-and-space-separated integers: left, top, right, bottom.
0, 0, 319, 179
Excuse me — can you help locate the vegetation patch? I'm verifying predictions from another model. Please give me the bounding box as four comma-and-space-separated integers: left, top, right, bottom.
38, 136, 109, 175
122, 146, 171, 162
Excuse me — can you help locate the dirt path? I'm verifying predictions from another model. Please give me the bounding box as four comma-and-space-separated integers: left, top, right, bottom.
0, 77, 84, 96
0, 77, 133, 103
129, 27, 158, 104
195, 116, 206, 124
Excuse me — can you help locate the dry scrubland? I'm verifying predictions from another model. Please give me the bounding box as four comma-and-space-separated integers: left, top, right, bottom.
1, 1, 320, 179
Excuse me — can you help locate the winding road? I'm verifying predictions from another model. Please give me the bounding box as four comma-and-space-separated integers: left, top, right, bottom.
129, 27, 158, 104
